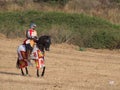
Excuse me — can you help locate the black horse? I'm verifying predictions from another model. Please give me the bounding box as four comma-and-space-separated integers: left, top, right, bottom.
17, 35, 51, 77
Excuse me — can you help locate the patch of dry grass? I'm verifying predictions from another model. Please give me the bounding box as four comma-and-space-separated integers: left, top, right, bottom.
0, 0, 119, 24
64, 0, 120, 24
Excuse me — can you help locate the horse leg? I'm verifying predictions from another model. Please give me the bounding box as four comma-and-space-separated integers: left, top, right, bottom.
41, 66, 45, 77
37, 69, 39, 77
37, 67, 45, 77
25, 67, 28, 75
21, 68, 25, 75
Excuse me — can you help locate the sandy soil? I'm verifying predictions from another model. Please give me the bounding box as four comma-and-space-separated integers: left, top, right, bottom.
0, 36, 120, 90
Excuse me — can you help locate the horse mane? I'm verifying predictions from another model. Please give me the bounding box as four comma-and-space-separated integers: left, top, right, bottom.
39, 35, 50, 40
36, 35, 51, 52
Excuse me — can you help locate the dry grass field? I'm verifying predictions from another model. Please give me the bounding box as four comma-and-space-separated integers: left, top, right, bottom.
0, 35, 120, 90
0, 0, 120, 24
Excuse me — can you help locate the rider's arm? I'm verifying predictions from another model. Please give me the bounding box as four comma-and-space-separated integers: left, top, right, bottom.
26, 44, 33, 53
25, 39, 33, 60
26, 43, 33, 60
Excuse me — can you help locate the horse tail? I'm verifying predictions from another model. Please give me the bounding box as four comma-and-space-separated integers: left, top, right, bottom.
16, 58, 20, 69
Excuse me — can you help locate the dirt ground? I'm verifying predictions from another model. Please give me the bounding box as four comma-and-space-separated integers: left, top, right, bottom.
0, 35, 120, 90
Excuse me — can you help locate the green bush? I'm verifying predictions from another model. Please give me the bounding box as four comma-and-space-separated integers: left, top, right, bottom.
0, 11, 120, 49
109, 0, 120, 3
33, 0, 69, 6
88, 30, 120, 49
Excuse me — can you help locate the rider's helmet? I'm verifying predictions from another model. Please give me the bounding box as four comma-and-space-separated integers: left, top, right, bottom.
30, 23, 36, 29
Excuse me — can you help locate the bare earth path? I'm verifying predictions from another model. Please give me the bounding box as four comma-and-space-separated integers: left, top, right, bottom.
0, 36, 120, 90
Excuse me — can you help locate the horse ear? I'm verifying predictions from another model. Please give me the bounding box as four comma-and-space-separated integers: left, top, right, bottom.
48, 35, 51, 38
36, 39, 39, 43
38, 36, 42, 40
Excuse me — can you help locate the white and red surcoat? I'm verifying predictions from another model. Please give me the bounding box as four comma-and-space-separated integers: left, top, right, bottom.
17, 44, 44, 69
26, 29, 37, 39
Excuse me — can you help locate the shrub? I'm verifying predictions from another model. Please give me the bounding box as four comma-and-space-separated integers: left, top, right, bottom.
33, 0, 69, 6
89, 30, 120, 49
0, 11, 120, 49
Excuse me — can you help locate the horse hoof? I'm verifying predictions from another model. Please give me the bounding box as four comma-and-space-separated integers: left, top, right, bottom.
22, 74, 25, 76
37, 75, 40, 77
41, 74, 44, 77
25, 74, 29, 76
37, 74, 40, 77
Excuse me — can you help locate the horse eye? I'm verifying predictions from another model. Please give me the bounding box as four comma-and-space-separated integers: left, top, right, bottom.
46, 40, 49, 42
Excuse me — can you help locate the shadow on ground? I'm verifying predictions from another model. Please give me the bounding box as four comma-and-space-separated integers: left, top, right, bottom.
0, 71, 21, 76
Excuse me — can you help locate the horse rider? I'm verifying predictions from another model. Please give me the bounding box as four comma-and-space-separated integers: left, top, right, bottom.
23, 23, 38, 62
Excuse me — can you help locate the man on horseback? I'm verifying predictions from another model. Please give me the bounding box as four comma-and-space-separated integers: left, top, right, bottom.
23, 23, 38, 62
17, 24, 51, 76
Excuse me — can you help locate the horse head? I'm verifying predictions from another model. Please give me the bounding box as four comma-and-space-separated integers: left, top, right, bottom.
36, 35, 51, 52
